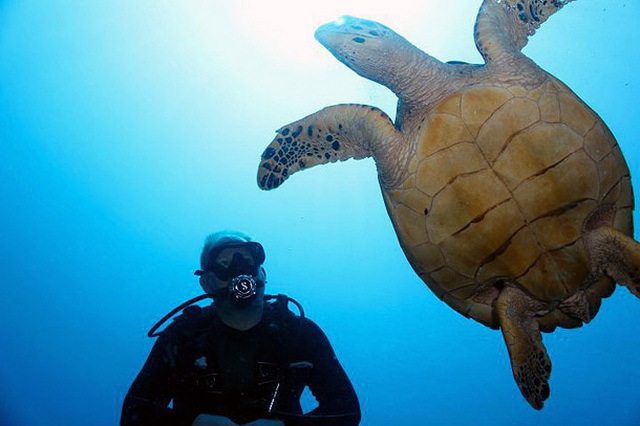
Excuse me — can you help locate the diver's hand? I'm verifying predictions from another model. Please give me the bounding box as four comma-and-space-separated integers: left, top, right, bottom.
191, 414, 239, 426
244, 420, 285, 426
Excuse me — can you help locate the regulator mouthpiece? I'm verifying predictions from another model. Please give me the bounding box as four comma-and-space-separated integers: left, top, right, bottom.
231, 275, 259, 299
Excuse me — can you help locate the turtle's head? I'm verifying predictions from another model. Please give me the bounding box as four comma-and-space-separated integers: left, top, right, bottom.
315, 16, 417, 89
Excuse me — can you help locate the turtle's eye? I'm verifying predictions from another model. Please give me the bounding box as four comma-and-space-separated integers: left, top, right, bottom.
352, 37, 366, 43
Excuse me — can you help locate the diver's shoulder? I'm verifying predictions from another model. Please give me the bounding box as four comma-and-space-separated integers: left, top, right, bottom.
162, 304, 215, 337
297, 315, 323, 333
266, 305, 323, 336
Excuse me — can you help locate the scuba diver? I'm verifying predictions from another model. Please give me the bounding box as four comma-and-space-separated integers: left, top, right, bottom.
121, 230, 361, 426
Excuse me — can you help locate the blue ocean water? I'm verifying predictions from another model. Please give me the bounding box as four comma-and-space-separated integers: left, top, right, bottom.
1, 1, 639, 424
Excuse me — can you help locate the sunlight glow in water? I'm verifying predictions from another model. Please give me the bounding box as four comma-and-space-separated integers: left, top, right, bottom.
226, 0, 442, 67
333, 16, 347, 26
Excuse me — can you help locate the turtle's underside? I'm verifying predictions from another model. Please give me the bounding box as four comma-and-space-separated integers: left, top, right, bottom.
382, 76, 633, 329
256, 0, 639, 409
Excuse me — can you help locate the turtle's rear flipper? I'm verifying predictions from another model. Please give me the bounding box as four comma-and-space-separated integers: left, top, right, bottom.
584, 223, 640, 299
495, 286, 551, 410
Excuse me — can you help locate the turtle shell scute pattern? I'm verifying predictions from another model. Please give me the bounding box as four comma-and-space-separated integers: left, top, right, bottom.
382, 78, 633, 326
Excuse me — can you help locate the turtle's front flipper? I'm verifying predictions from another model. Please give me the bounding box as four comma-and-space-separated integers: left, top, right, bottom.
258, 104, 400, 190
495, 286, 551, 410
475, 0, 575, 64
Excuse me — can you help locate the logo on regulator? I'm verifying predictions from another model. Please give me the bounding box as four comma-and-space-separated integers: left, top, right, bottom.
231, 275, 258, 299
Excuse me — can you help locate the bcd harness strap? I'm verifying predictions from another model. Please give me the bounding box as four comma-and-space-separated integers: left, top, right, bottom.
148, 293, 305, 338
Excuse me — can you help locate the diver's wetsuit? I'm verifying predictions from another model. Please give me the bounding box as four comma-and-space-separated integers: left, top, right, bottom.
121, 301, 360, 425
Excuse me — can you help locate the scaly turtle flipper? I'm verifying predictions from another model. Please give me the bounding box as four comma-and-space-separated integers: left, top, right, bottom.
495, 286, 552, 410
474, 0, 576, 65
258, 104, 400, 190
584, 212, 640, 299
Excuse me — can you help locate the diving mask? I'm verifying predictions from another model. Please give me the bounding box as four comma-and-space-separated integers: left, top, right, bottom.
195, 241, 265, 280
194, 241, 266, 302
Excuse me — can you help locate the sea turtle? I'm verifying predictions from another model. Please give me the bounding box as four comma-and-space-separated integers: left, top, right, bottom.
256, 0, 639, 409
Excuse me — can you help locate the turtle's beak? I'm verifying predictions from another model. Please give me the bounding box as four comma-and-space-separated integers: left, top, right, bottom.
315, 16, 347, 46
315, 16, 391, 46
315, 16, 366, 52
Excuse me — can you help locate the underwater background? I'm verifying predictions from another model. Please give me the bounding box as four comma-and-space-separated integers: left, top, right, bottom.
1, 0, 639, 424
